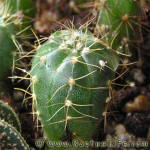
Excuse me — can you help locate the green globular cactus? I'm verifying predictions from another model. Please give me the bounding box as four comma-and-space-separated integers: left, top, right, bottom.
0, 0, 35, 18
0, 0, 35, 80
30, 29, 119, 144
0, 119, 29, 150
0, 23, 18, 80
0, 100, 21, 132
96, 0, 140, 55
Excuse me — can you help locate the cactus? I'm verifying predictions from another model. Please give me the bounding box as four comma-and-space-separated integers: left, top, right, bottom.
96, 0, 140, 54
0, 0, 35, 18
0, 119, 29, 150
0, 0, 34, 80
0, 100, 21, 132
30, 29, 119, 144
0, 23, 18, 80
5, 0, 141, 149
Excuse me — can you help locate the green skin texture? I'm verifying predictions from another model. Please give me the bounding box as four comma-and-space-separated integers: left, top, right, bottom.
1, 0, 35, 18
0, 23, 17, 80
0, 119, 29, 150
0, 100, 21, 132
0, 0, 35, 80
31, 30, 119, 149
98, 0, 140, 52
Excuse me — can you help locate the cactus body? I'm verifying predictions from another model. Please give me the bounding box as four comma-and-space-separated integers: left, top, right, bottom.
0, 0, 35, 80
97, 0, 140, 54
0, 119, 29, 150
0, 0, 35, 18
0, 24, 17, 80
30, 30, 119, 142
0, 100, 21, 132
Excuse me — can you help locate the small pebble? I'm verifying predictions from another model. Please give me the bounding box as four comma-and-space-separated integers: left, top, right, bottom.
125, 95, 150, 112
